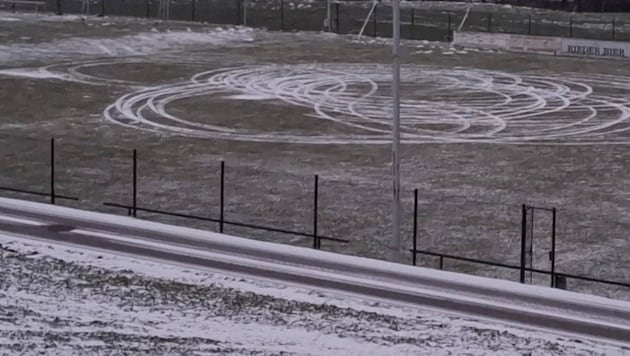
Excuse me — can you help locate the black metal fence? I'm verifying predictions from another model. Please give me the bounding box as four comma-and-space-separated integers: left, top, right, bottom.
409, 188, 630, 292
3, 0, 630, 43
100, 152, 347, 248
1, 136, 630, 298
0, 139, 348, 249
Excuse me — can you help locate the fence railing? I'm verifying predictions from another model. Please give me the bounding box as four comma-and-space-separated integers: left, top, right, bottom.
410, 247, 630, 290
409, 188, 630, 292
0, 138, 79, 204
0, 139, 347, 250
4, 0, 630, 43
1, 136, 629, 297
101, 201, 349, 248
0, 186, 78, 203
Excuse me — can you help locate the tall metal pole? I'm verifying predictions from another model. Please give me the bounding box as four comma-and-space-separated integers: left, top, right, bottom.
391, 0, 402, 262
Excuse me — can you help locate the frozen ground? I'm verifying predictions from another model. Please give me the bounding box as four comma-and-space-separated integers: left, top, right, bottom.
0, 233, 628, 355
1, 13, 630, 300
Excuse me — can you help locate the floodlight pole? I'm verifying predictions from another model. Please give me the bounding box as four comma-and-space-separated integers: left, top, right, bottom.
391, 0, 402, 261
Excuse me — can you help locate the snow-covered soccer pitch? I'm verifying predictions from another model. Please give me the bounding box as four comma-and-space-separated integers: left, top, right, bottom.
102, 62, 630, 145
2, 13, 630, 299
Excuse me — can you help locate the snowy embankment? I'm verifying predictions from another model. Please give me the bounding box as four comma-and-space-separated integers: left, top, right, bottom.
0, 196, 629, 354
0, 234, 627, 355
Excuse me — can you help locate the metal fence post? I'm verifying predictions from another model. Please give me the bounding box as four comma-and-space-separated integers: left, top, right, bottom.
50, 138, 55, 205
439, 256, 444, 270
447, 12, 452, 40
372, 3, 377, 37
145, 0, 150, 18
335, 3, 340, 33
220, 160, 225, 233
412, 188, 418, 266
487, 13, 492, 32
99, 0, 105, 16
191, 0, 196, 21
551, 207, 557, 287
280, 0, 284, 31
528, 15, 532, 35
410, 8, 415, 40
528, 208, 534, 283
56, 0, 62, 15
132, 149, 137, 217
313, 175, 319, 249
236, 0, 241, 25
520, 204, 527, 283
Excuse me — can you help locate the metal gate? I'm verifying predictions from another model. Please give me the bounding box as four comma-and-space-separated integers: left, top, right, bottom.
520, 204, 558, 287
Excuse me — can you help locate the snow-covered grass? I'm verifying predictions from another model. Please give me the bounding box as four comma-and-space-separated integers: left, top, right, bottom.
0, 233, 628, 355
0, 23, 258, 66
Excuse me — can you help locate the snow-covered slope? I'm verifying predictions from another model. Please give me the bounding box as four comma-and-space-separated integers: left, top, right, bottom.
0, 234, 627, 355
1, 195, 630, 348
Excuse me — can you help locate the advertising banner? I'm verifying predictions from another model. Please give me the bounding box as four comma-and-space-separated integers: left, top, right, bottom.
560, 38, 630, 59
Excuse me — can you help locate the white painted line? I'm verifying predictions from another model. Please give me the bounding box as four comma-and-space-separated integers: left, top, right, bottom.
101, 61, 630, 145
0, 213, 47, 226
70, 229, 125, 240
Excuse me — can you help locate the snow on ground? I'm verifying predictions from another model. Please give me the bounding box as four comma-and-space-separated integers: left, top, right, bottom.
0, 25, 257, 66
0, 16, 21, 22
0, 233, 628, 355
0, 10, 464, 69
2, 8, 630, 320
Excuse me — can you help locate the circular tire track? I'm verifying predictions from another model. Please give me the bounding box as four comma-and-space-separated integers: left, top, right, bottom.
55, 60, 630, 145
